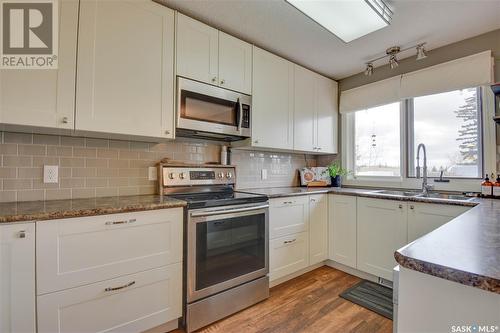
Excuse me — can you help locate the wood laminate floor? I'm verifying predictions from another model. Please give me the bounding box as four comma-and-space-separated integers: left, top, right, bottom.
173, 266, 393, 333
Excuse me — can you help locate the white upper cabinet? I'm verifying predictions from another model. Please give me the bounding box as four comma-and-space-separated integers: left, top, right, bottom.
76, 0, 175, 139
294, 65, 316, 152
316, 76, 338, 154
293, 65, 338, 154
0, 223, 36, 333
251, 47, 294, 150
0, 0, 78, 130
218, 32, 252, 94
176, 13, 219, 86
176, 14, 252, 94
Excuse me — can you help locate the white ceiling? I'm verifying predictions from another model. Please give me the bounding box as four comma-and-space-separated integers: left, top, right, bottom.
160, 0, 500, 80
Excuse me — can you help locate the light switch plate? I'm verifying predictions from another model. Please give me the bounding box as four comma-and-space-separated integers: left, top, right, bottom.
148, 167, 158, 181
261, 169, 267, 180
43, 165, 59, 183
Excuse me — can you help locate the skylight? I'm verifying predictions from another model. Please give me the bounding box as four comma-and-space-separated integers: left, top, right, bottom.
286, 0, 392, 43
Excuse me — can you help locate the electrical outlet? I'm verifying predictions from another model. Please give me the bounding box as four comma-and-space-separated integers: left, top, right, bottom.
148, 167, 158, 181
43, 165, 59, 184
261, 169, 267, 180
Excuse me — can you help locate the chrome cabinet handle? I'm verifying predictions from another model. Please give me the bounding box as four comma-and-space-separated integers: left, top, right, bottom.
410, 205, 414, 210
284, 239, 296, 244
18, 230, 26, 238
190, 204, 269, 218
62, 117, 69, 124
105, 218, 136, 226
104, 281, 135, 292
237, 97, 243, 132
165, 130, 170, 135
398, 204, 403, 209
283, 201, 293, 204
211, 76, 217, 83
254, 140, 259, 144
220, 79, 225, 85
310, 198, 316, 202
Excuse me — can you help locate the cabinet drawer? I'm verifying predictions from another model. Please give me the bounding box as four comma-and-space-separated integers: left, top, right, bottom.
37, 208, 183, 294
270, 232, 309, 281
37, 263, 182, 333
269, 196, 309, 239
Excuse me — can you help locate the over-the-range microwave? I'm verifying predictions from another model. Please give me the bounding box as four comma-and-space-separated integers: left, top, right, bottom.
176, 77, 251, 141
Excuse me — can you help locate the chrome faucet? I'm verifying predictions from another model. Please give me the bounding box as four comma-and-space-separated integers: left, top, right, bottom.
416, 143, 434, 195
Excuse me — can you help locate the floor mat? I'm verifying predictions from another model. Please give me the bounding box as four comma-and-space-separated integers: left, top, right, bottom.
339, 280, 393, 319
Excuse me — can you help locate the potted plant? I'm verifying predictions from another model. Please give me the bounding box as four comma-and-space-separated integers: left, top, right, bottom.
324, 163, 349, 187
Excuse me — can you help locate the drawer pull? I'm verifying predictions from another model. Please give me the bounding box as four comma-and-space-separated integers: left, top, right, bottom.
283, 201, 293, 204
284, 239, 296, 244
105, 218, 136, 226
18, 230, 26, 238
104, 281, 135, 292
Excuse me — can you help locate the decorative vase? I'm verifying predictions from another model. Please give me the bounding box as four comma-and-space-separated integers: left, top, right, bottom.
331, 175, 342, 187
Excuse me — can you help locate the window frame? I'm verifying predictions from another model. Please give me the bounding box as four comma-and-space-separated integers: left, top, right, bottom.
341, 86, 494, 192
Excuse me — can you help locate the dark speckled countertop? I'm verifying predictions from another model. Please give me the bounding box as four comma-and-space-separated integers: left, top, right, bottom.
0, 195, 186, 223
241, 186, 499, 294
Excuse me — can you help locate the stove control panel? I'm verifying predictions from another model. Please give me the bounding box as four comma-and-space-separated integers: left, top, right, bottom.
161, 166, 236, 187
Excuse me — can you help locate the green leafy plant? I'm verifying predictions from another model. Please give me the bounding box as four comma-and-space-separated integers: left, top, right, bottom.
324, 162, 350, 178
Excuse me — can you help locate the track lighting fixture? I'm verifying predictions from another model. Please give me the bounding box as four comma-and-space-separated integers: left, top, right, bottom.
416, 43, 427, 60
364, 63, 374, 76
364, 42, 428, 76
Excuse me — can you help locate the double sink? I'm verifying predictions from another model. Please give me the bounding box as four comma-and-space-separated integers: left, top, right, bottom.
370, 190, 474, 202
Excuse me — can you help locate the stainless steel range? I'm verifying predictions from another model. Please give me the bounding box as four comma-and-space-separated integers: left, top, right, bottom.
159, 164, 269, 332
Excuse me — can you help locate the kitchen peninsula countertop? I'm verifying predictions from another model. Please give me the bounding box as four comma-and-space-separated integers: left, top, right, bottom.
0, 195, 186, 223
241, 186, 499, 294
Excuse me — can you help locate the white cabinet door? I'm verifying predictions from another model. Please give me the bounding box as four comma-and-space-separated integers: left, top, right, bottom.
0, 223, 36, 333
407, 203, 470, 242
309, 194, 328, 265
0, 0, 78, 130
176, 13, 219, 85
316, 76, 338, 154
329, 194, 357, 268
38, 264, 182, 333
293, 65, 316, 152
270, 232, 309, 282
76, 0, 175, 139
251, 47, 294, 150
357, 198, 407, 281
37, 208, 183, 294
218, 32, 252, 94
269, 196, 309, 239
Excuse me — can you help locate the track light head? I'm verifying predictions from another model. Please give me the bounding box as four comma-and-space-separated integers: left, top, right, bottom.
416, 43, 427, 60
364, 63, 374, 76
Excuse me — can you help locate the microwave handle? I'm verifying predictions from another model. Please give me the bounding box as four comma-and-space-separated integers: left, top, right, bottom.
237, 97, 243, 132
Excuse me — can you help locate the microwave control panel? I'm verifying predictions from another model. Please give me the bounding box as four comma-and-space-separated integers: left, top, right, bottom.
241, 104, 250, 128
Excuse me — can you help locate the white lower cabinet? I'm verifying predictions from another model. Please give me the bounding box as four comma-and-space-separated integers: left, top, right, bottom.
36, 208, 183, 294
0, 223, 36, 333
407, 202, 470, 242
309, 194, 328, 265
328, 194, 357, 268
269, 232, 309, 281
36, 208, 184, 333
269, 196, 309, 239
37, 264, 182, 333
357, 198, 408, 281
269, 194, 329, 282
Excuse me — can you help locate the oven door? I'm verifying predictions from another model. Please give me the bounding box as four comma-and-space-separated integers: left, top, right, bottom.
187, 203, 269, 303
177, 77, 251, 138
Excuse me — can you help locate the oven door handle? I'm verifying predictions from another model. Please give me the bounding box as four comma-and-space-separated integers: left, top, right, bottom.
190, 204, 269, 218
237, 97, 243, 133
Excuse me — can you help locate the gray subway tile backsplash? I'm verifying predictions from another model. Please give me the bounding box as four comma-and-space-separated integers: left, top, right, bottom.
0, 132, 321, 202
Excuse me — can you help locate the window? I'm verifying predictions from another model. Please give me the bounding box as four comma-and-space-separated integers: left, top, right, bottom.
346, 87, 484, 181
354, 102, 401, 177
408, 88, 482, 178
